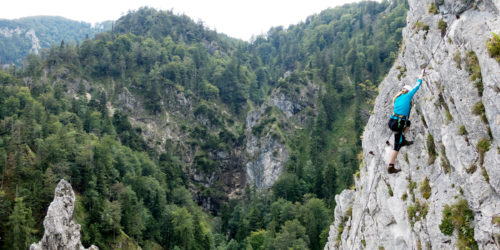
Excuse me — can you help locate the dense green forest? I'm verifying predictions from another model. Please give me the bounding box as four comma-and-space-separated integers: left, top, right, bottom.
0, 16, 112, 65
0, 0, 407, 249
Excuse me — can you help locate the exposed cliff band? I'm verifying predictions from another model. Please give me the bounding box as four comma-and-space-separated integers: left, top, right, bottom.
326, 0, 500, 249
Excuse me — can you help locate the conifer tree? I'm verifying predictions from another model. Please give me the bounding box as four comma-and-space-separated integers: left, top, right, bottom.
6, 197, 37, 250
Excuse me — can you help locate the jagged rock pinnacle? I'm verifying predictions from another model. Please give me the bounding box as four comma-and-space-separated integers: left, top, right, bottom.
30, 179, 98, 250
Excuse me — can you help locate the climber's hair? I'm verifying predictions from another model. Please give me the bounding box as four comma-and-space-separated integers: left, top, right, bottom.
392, 88, 409, 103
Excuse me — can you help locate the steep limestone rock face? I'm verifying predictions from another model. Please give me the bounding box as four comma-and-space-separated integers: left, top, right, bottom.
245, 107, 289, 189
245, 80, 318, 189
30, 179, 98, 250
325, 0, 500, 249
0, 27, 40, 55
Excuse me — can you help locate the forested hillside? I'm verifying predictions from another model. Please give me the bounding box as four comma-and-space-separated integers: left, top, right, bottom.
0, 16, 112, 65
0, 1, 407, 249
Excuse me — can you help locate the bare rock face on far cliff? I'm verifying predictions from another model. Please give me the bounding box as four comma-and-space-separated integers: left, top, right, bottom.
30, 179, 98, 250
325, 0, 500, 249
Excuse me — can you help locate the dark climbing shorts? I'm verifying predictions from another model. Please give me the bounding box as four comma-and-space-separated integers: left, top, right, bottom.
388, 118, 411, 151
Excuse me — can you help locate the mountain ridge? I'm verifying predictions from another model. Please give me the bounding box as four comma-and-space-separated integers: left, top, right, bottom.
0, 1, 411, 249
0, 16, 112, 65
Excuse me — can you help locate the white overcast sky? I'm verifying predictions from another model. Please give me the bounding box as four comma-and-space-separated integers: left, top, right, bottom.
1, 0, 366, 41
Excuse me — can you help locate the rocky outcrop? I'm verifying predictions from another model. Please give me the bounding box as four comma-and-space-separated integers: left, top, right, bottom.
325, 0, 500, 249
245, 80, 318, 189
0, 26, 40, 55
30, 179, 98, 250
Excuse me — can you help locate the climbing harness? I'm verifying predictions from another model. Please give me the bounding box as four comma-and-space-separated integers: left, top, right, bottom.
389, 113, 409, 146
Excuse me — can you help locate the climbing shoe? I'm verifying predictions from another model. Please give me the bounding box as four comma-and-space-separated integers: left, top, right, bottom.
387, 164, 401, 174
401, 140, 414, 147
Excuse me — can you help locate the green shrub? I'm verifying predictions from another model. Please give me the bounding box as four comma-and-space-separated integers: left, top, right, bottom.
402, 193, 408, 201
337, 207, 352, 241
438, 93, 452, 122
408, 200, 429, 227
493, 216, 500, 226
408, 180, 417, 202
477, 138, 491, 166
445, 111, 453, 122
439, 207, 454, 235
428, 3, 439, 14
387, 183, 393, 197
458, 125, 467, 135
437, 19, 447, 37
441, 147, 451, 174
414, 21, 430, 32
465, 51, 483, 96
481, 166, 490, 183
396, 65, 406, 80
421, 114, 428, 128
420, 177, 431, 200
426, 133, 437, 165
472, 101, 487, 123
439, 199, 478, 249
486, 32, 500, 62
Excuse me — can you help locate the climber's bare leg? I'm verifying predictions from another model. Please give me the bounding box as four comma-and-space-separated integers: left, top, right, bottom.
389, 150, 398, 165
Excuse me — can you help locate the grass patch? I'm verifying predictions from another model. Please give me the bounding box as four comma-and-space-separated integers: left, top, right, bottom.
486, 32, 500, 62
428, 3, 439, 14
414, 21, 430, 39
481, 166, 490, 183
420, 177, 431, 200
471, 101, 487, 124
465, 164, 477, 174
453, 51, 462, 69
414, 21, 430, 32
477, 138, 491, 166
396, 65, 406, 80
458, 125, 467, 135
337, 206, 353, 241
441, 146, 451, 174
465, 50, 483, 96
402, 193, 408, 201
439, 199, 478, 249
493, 215, 500, 226
438, 92, 452, 122
438, 19, 447, 37
426, 133, 437, 165
387, 183, 394, 197
408, 179, 417, 202
421, 114, 428, 128
408, 200, 429, 227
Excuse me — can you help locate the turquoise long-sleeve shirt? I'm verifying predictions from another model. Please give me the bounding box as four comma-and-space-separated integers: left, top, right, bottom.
393, 78, 422, 117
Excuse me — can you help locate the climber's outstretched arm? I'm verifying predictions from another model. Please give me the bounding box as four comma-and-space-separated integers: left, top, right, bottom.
407, 69, 425, 98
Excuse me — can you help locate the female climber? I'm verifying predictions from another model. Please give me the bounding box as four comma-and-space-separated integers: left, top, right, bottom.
387, 68, 425, 174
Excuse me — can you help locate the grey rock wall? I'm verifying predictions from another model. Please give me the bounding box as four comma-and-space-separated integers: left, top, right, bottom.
30, 179, 98, 250
325, 0, 500, 249
245, 80, 318, 189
